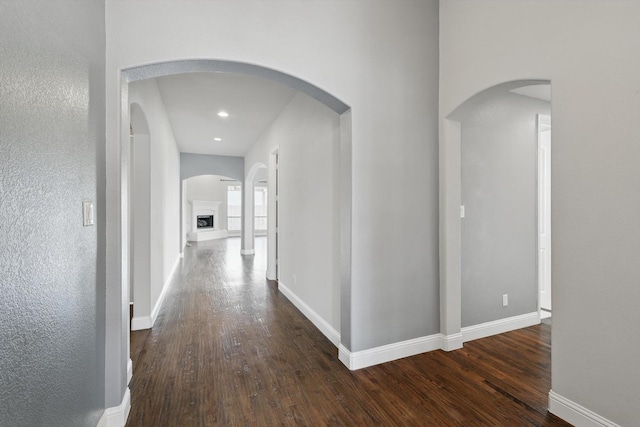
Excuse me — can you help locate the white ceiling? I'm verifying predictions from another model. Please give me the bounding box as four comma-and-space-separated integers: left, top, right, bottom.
155, 72, 297, 157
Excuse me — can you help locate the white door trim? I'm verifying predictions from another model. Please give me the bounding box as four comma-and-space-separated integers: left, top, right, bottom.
537, 114, 552, 314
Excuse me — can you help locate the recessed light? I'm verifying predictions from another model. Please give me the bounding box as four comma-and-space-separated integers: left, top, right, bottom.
213, 137, 222, 142
217, 111, 229, 118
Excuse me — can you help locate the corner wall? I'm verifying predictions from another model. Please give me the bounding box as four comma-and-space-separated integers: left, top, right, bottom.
440, 1, 640, 424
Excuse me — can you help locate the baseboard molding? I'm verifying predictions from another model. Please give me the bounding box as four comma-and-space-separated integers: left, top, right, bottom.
338, 312, 541, 371
278, 281, 340, 347
461, 311, 540, 343
549, 390, 621, 427
240, 249, 255, 255
127, 358, 133, 385
150, 255, 180, 325
96, 388, 131, 427
130, 255, 181, 331
442, 333, 464, 351
130, 315, 152, 331
339, 334, 444, 370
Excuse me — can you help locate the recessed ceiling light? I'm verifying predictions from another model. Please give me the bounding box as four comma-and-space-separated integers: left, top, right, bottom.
213, 137, 222, 142
217, 111, 229, 118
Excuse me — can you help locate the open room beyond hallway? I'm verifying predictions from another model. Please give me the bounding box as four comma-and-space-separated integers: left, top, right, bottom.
127, 237, 569, 426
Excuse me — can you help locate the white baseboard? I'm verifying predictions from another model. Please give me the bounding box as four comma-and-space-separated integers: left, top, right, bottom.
461, 311, 540, 343
337, 312, 541, 371
338, 334, 443, 370
130, 255, 180, 331
96, 388, 131, 427
240, 249, 255, 255
278, 281, 340, 347
127, 358, 133, 385
130, 316, 152, 331
150, 255, 180, 324
266, 268, 276, 281
442, 333, 463, 351
549, 390, 621, 427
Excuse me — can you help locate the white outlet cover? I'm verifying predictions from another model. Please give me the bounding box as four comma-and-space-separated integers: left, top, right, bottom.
83, 201, 94, 226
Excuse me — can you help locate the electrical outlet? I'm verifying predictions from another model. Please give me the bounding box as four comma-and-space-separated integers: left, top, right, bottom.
502, 294, 508, 307
293, 275, 297, 285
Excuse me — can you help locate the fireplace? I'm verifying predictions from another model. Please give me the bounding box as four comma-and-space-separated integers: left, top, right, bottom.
197, 215, 214, 229
187, 200, 227, 242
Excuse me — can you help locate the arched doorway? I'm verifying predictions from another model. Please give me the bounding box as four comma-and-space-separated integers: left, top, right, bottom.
439, 79, 552, 347
107, 60, 353, 408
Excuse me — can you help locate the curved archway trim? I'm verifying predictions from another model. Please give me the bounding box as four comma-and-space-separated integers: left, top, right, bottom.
123, 59, 350, 115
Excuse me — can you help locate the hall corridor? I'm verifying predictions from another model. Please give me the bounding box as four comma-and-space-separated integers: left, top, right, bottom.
126, 237, 570, 426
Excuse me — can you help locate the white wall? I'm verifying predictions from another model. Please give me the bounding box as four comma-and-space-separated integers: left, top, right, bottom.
184, 175, 237, 239
105, 1, 441, 386
461, 92, 550, 327
245, 92, 341, 340
129, 79, 181, 325
440, 1, 640, 425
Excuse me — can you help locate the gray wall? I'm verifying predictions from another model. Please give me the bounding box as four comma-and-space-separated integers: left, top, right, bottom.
440, 3, 640, 424
244, 92, 342, 342
461, 92, 550, 327
181, 153, 244, 182
0, 1, 106, 426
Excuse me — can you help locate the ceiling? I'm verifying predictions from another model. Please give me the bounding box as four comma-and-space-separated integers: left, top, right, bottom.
155, 72, 297, 157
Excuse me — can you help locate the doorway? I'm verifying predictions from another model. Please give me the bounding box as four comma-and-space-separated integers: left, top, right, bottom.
108, 60, 353, 403
440, 79, 552, 346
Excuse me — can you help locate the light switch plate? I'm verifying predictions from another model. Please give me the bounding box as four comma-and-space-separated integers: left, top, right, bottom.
83, 201, 94, 226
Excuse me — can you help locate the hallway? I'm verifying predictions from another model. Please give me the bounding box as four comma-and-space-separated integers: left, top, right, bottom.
127, 237, 570, 426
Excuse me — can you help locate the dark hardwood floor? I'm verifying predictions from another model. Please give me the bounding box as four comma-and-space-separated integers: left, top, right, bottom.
127, 237, 570, 426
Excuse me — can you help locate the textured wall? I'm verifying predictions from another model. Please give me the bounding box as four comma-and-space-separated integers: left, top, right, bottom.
0, 1, 105, 426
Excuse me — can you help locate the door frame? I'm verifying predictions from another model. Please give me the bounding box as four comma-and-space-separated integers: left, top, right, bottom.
537, 113, 552, 317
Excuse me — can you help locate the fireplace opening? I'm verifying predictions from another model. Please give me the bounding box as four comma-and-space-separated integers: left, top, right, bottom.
197, 215, 214, 229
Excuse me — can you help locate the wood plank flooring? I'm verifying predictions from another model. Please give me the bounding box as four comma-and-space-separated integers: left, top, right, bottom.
127, 237, 571, 426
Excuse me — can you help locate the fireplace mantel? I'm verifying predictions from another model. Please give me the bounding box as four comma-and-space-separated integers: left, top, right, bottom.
187, 200, 228, 242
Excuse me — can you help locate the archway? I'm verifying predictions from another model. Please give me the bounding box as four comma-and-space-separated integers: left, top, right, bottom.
439, 79, 551, 348
107, 60, 353, 407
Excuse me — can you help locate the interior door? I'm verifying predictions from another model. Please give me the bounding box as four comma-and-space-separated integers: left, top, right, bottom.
538, 114, 552, 313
